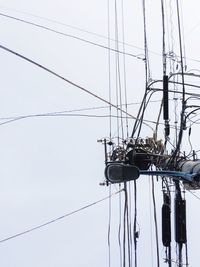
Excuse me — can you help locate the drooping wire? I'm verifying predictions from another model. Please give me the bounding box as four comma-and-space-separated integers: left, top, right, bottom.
0, 43, 154, 131
0, 189, 123, 244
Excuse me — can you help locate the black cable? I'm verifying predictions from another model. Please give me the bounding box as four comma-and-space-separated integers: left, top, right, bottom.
108, 185, 112, 267
131, 90, 156, 138
123, 184, 127, 267
123, 182, 131, 267
151, 176, 160, 267
133, 180, 138, 267
0, 189, 122, 244
118, 184, 123, 267
127, 183, 133, 266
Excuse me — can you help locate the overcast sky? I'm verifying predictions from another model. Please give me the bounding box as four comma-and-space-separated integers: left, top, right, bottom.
0, 1, 200, 267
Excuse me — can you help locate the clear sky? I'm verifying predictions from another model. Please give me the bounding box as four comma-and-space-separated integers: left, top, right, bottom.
0, 1, 200, 266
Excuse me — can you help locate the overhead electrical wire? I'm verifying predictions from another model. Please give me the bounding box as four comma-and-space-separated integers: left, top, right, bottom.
114, 0, 122, 146
118, 184, 123, 267
0, 12, 143, 60
151, 175, 160, 267
133, 180, 138, 267
130, 0, 151, 140
121, 0, 129, 138
107, 0, 112, 145
0, 112, 180, 130
0, 43, 155, 132
169, 0, 186, 164
0, 8, 199, 63
108, 185, 112, 267
0, 7, 148, 51
0, 189, 123, 244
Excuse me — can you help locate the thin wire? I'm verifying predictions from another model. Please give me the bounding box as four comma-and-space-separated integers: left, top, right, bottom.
133, 180, 138, 267
160, 0, 167, 75
131, 0, 150, 139
115, 2, 125, 143
118, 184, 123, 267
0, 189, 123, 244
151, 175, 160, 267
128, 182, 133, 266
0, 6, 148, 53
1, 6, 200, 64
121, 0, 129, 138
169, 0, 186, 162
0, 112, 175, 129
179, 1, 187, 70
188, 190, 200, 201
0, 12, 143, 60
123, 182, 131, 267
114, 0, 121, 146
108, 185, 112, 267
123, 184, 127, 267
0, 99, 167, 121
149, 177, 154, 267
107, 0, 112, 143
0, 44, 154, 130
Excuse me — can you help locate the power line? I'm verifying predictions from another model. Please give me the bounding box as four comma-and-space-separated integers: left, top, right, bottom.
188, 190, 200, 201
0, 99, 166, 121
0, 12, 143, 60
0, 6, 151, 53
0, 43, 154, 131
0, 189, 123, 244
0, 111, 180, 129
1, 7, 199, 64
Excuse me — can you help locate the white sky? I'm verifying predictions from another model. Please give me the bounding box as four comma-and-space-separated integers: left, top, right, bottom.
0, 0, 200, 266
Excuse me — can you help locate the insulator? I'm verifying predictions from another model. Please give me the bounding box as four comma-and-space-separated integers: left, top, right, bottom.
165, 122, 170, 137
162, 203, 171, 247
175, 198, 187, 244
163, 75, 169, 121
